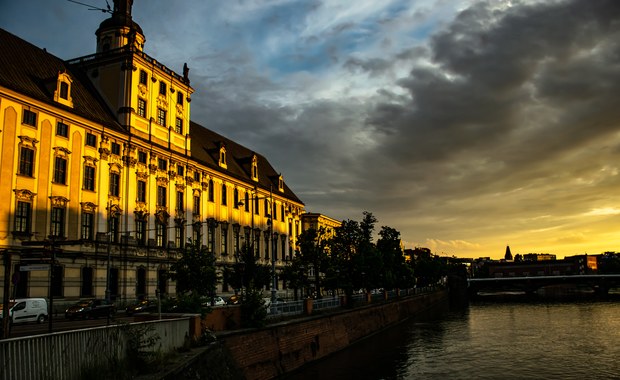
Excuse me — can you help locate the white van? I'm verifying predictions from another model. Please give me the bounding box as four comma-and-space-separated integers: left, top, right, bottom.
0, 298, 48, 324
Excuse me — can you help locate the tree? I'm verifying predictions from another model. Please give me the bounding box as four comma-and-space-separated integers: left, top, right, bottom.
377, 226, 410, 289
169, 239, 218, 297
168, 239, 219, 313
280, 254, 309, 300
224, 243, 272, 327
297, 227, 329, 298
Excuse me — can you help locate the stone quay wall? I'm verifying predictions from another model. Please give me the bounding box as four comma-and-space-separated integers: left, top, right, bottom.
215, 290, 449, 380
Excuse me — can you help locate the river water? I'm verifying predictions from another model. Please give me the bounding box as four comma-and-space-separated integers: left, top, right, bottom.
285, 300, 620, 379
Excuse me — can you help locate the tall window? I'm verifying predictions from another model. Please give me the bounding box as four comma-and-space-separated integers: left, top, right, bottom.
83, 165, 95, 191
233, 227, 240, 255
111, 142, 121, 155
245, 192, 250, 212
138, 151, 147, 164
273, 201, 277, 220
81, 267, 94, 297
193, 195, 200, 215
221, 225, 228, 255
139, 70, 147, 85
176, 190, 184, 212
254, 196, 259, 215
192, 223, 201, 242
136, 220, 147, 246
264, 199, 269, 217
50, 207, 65, 238
207, 224, 215, 253
81, 212, 94, 240
53, 157, 67, 184
158, 158, 167, 171
177, 165, 184, 176
109, 215, 120, 243
137, 180, 146, 202
208, 179, 214, 202
233, 189, 239, 208
156, 222, 166, 247
157, 108, 166, 126
22, 109, 37, 126
109, 173, 120, 196
221, 184, 227, 205
175, 117, 183, 134
86, 133, 97, 147
137, 98, 147, 117
157, 186, 167, 207
177, 91, 183, 105
175, 225, 184, 249
18, 147, 34, 177
56, 121, 68, 137
194, 171, 201, 182
159, 81, 166, 95
14, 201, 32, 234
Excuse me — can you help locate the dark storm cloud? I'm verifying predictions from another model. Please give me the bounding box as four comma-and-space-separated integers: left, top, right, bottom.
352, 0, 620, 200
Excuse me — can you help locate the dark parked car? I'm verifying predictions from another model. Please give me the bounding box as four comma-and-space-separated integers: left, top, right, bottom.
65, 299, 116, 320
125, 300, 157, 315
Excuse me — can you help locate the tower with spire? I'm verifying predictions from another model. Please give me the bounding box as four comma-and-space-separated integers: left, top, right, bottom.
70, 0, 193, 156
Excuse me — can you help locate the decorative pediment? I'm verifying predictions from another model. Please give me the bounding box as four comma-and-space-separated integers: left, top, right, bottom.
53, 146, 71, 158
49, 196, 69, 208
156, 176, 169, 186
136, 171, 149, 180
80, 202, 98, 212
83, 155, 98, 166
18, 136, 38, 148
155, 208, 170, 224
107, 203, 122, 217
14, 189, 36, 201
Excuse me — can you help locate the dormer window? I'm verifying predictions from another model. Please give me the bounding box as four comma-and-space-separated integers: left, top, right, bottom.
219, 146, 227, 169
54, 72, 74, 108
251, 155, 258, 181
278, 175, 284, 192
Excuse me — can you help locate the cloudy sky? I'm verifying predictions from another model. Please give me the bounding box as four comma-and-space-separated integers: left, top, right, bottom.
2, 0, 620, 259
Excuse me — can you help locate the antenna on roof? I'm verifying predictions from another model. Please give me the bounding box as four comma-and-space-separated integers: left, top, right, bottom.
67, 0, 113, 14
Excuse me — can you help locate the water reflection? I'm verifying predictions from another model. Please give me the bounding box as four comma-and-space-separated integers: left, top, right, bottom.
284, 301, 620, 379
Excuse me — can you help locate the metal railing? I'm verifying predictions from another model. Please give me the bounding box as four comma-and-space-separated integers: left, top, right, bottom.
0, 317, 191, 380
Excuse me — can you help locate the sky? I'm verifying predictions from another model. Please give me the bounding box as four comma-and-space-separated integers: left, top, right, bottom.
2, 0, 620, 259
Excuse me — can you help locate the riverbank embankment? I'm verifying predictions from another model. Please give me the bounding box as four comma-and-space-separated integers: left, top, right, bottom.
156, 289, 450, 380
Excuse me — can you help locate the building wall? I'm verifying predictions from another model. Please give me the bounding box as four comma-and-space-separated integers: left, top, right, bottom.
0, 24, 304, 304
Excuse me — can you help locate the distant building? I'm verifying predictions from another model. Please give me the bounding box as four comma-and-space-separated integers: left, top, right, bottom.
404, 247, 432, 263
300, 213, 341, 238
523, 253, 556, 261
486, 260, 578, 277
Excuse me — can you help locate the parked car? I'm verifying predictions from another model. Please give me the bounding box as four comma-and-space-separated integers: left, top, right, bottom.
125, 299, 157, 315
65, 299, 116, 320
226, 294, 240, 305
0, 298, 48, 324
200, 296, 227, 307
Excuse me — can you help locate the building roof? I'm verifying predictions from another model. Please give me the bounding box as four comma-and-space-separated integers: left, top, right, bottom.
0, 28, 123, 131
190, 121, 303, 203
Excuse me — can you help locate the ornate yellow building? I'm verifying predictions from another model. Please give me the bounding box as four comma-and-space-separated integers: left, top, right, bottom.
0, 1, 304, 304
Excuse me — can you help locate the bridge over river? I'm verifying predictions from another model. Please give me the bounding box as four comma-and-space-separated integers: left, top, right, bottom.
467, 274, 620, 296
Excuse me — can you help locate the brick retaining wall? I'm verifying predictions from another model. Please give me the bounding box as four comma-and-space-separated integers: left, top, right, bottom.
217, 290, 449, 380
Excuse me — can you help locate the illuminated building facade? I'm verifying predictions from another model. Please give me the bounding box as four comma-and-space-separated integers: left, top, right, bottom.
0, 1, 304, 303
